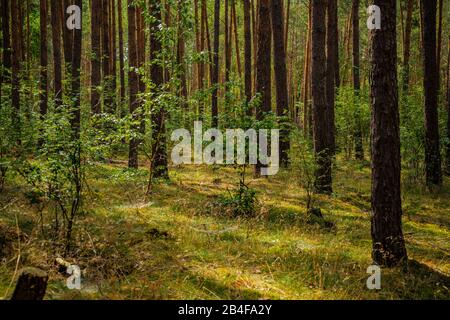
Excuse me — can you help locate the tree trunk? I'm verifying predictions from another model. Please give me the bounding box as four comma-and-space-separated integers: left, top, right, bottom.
311, 0, 332, 194
11, 268, 48, 300
326, 0, 338, 154
10, 0, 20, 143
117, 0, 126, 105
50, 0, 63, 107
127, 0, 139, 169
352, 0, 363, 160
422, 0, 442, 186
211, 0, 220, 128
436, 0, 443, 89
446, 35, 450, 175
176, 0, 188, 108
402, 0, 413, 93
110, 0, 117, 111
231, 1, 241, 78
62, 0, 74, 72
302, 2, 312, 136
91, 0, 102, 114
101, 0, 112, 112
70, 0, 82, 138
1, 0, 11, 87
271, 0, 290, 168
369, 0, 408, 267
149, 0, 168, 180
224, 0, 230, 89
39, 0, 48, 117
243, 0, 252, 115
254, 0, 272, 177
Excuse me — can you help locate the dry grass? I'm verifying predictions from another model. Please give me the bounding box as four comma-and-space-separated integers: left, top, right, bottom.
0, 159, 449, 300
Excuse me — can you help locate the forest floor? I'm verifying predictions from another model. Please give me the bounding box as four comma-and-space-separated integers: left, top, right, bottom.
0, 157, 449, 300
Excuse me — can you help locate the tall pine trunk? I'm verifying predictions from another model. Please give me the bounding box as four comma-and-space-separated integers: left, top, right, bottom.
50, 0, 63, 107
149, 0, 169, 180
243, 0, 252, 115
254, 0, 272, 177
326, 0, 338, 154
211, 0, 220, 128
1, 0, 11, 92
127, 0, 139, 168
117, 0, 126, 105
39, 0, 48, 117
271, 0, 290, 167
91, 0, 102, 114
402, 0, 413, 93
446, 35, 450, 175
352, 0, 364, 160
311, 0, 332, 194
422, 0, 442, 187
369, 0, 407, 267
70, 0, 82, 138
10, 0, 20, 143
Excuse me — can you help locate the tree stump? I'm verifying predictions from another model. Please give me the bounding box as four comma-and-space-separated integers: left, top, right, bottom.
11, 267, 48, 300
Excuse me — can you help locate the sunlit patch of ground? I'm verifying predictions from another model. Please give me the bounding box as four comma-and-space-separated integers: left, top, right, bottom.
0, 158, 449, 299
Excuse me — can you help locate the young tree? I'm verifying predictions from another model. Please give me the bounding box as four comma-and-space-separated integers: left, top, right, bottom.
91, 0, 102, 114
421, 0, 442, 186
369, 0, 408, 267
50, 0, 63, 107
211, 0, 220, 128
39, 0, 48, 117
149, 0, 168, 180
271, 0, 290, 167
311, 0, 332, 194
254, 0, 272, 177
127, 0, 139, 169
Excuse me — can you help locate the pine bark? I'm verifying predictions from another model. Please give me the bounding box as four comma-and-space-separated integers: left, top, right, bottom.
70, 0, 82, 138
446, 35, 450, 175
127, 0, 139, 169
10, 0, 20, 142
117, 0, 126, 104
243, 0, 252, 114
1, 0, 11, 85
402, 0, 413, 92
254, 0, 272, 177
149, 0, 169, 180
91, 0, 102, 114
39, 0, 48, 117
369, 0, 407, 267
50, 0, 63, 107
271, 0, 290, 167
62, 0, 74, 72
422, 0, 442, 186
352, 0, 363, 160
326, 0, 337, 154
211, 0, 220, 128
311, 0, 332, 194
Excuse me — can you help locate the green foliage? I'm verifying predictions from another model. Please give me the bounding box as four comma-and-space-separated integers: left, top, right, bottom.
217, 167, 259, 217
335, 86, 370, 158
